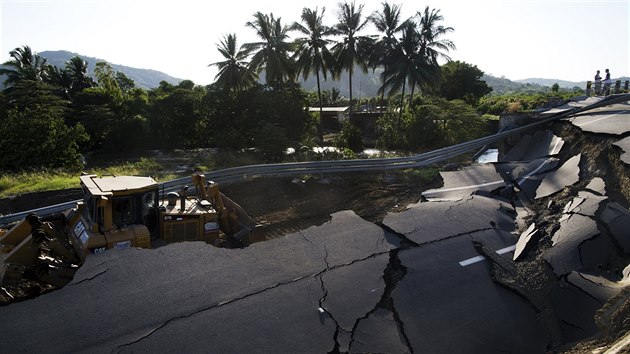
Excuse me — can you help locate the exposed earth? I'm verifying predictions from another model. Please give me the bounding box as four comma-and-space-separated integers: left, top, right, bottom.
2, 97, 630, 353
0, 168, 443, 304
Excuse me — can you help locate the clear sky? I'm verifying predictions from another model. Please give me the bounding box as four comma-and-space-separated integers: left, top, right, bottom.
1, 0, 628, 85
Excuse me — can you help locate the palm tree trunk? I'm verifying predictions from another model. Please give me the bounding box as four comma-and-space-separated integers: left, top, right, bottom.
380, 68, 386, 114
348, 67, 353, 121
316, 70, 323, 141
408, 81, 415, 107
398, 79, 406, 133
380, 91, 385, 113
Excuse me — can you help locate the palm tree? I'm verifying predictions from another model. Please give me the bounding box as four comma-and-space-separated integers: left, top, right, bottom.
409, 6, 455, 102
292, 7, 336, 138
44, 64, 73, 99
243, 12, 295, 85
0, 45, 49, 88
210, 34, 257, 92
381, 21, 439, 130
65, 56, 95, 98
369, 2, 408, 111
331, 1, 374, 116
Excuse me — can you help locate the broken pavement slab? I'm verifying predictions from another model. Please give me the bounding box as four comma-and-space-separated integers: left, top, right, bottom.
535, 154, 582, 199
495, 157, 560, 200
585, 177, 607, 195
569, 105, 630, 135
544, 214, 601, 277
552, 277, 603, 343
613, 137, 630, 166
0, 210, 399, 353
569, 191, 608, 217
566, 271, 625, 304
474, 240, 564, 348
394, 234, 548, 353
599, 202, 630, 253
119, 276, 337, 353
320, 253, 390, 348
383, 194, 516, 245
501, 130, 565, 162
348, 308, 410, 354
421, 164, 506, 201
513, 223, 539, 261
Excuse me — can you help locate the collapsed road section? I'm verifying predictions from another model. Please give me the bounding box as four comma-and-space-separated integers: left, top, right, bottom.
0, 96, 629, 353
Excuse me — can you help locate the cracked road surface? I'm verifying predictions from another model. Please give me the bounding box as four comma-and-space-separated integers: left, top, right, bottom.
1, 97, 630, 353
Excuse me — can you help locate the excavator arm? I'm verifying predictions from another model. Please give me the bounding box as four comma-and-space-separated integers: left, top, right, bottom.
191, 172, 263, 245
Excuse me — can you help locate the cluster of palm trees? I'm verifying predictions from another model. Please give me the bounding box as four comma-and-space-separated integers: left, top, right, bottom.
0, 46, 95, 101
211, 1, 454, 120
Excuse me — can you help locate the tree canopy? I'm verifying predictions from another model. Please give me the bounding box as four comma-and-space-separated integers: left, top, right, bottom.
439, 60, 492, 105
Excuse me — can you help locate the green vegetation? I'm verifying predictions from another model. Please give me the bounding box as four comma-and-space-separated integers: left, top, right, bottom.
0, 1, 582, 197
477, 90, 582, 115
0, 158, 175, 198
0, 172, 78, 197
376, 97, 495, 151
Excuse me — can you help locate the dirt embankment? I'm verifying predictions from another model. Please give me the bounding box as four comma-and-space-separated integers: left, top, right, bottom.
219, 171, 442, 239
0, 169, 442, 305
514, 121, 630, 353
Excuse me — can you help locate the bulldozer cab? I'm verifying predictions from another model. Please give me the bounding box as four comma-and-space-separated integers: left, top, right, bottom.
80, 175, 159, 231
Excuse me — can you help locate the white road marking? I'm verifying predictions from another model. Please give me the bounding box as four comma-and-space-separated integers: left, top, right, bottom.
516, 137, 563, 185
459, 244, 517, 267
574, 110, 630, 127
549, 135, 563, 156
422, 180, 505, 196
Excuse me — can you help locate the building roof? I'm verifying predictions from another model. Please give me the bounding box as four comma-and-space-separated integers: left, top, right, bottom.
307, 106, 350, 113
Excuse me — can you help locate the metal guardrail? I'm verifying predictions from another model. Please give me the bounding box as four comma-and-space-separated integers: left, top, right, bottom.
1, 93, 628, 226
586, 79, 629, 96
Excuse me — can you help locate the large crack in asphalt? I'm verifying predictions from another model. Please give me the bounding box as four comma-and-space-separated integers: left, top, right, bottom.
69, 268, 109, 286
473, 240, 563, 349
112, 271, 314, 353
564, 274, 605, 305
345, 247, 413, 354
113, 236, 396, 352
318, 273, 342, 354
112, 189, 584, 353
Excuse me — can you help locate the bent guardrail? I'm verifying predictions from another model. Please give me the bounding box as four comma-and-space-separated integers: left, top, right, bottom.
1, 93, 628, 226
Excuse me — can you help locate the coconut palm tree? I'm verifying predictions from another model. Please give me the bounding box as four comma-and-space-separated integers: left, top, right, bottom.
369, 2, 409, 111
65, 56, 95, 98
0, 45, 49, 88
292, 7, 336, 137
243, 12, 295, 85
331, 1, 374, 116
381, 21, 439, 129
44, 64, 73, 99
408, 6, 455, 102
210, 34, 257, 92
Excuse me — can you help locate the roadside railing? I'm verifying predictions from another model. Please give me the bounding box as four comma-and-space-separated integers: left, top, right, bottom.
1, 93, 629, 226
586, 79, 629, 96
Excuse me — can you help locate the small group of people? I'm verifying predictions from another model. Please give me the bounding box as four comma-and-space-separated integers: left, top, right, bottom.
594, 68, 612, 95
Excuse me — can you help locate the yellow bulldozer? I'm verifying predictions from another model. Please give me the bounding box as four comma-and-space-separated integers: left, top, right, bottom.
0, 172, 262, 288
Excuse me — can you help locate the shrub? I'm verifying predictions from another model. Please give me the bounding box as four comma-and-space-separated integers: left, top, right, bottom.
335, 120, 364, 153
0, 107, 87, 171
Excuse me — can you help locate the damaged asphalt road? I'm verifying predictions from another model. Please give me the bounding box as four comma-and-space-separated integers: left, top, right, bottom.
1, 97, 630, 354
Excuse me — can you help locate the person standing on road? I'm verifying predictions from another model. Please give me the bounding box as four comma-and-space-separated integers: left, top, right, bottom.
603, 69, 612, 96
594, 70, 602, 95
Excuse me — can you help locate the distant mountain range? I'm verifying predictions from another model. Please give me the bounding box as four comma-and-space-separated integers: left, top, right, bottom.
0, 50, 182, 90
299, 70, 571, 97
514, 78, 586, 89
2, 50, 626, 95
